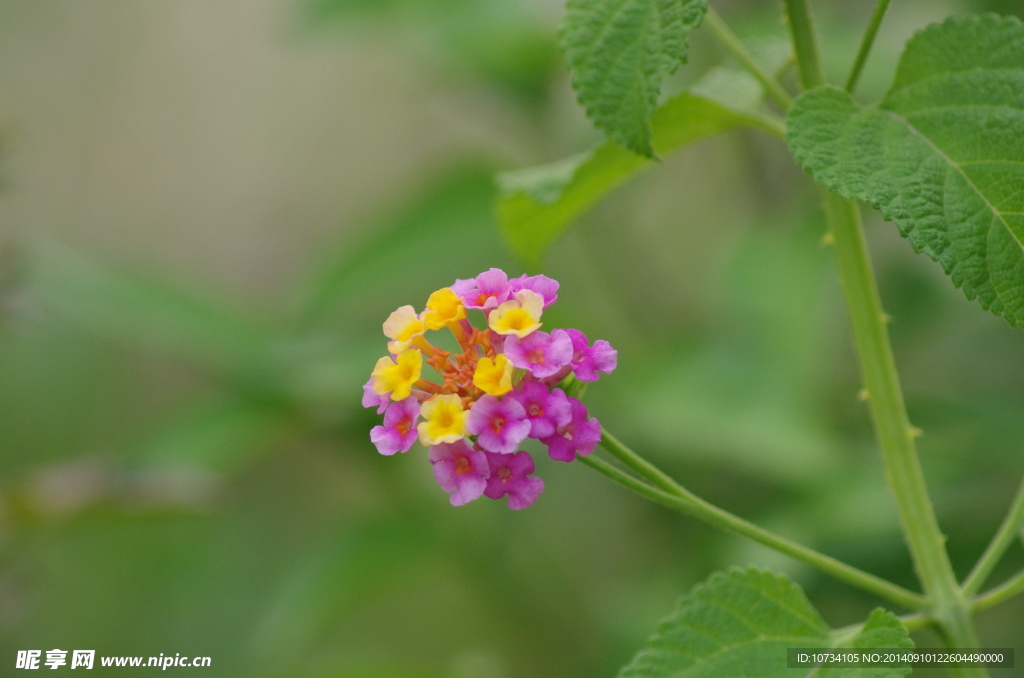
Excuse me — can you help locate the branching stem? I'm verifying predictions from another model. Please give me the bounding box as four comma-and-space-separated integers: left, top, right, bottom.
974, 569, 1024, 613
581, 441, 926, 610
962, 474, 1024, 596
703, 7, 793, 110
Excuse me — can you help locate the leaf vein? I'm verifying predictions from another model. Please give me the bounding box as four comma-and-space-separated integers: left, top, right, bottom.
882, 108, 1024, 257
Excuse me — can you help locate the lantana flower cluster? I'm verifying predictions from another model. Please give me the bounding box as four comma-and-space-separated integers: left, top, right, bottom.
362, 268, 616, 509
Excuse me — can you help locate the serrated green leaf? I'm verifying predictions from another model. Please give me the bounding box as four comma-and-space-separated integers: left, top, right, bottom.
827, 610, 914, 678
786, 14, 1024, 326
561, 0, 707, 156
618, 568, 912, 678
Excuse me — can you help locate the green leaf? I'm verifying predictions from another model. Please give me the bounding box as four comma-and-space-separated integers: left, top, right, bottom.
561, 0, 708, 157
499, 94, 766, 268
786, 14, 1024, 326
618, 568, 912, 678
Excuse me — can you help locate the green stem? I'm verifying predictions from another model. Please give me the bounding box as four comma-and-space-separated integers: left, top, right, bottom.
703, 6, 793, 110
580, 448, 926, 610
782, 0, 983, 660
782, 0, 825, 89
834, 612, 935, 637
746, 110, 787, 140
822, 193, 984, 663
844, 0, 892, 94
962, 474, 1024, 596
974, 569, 1024, 613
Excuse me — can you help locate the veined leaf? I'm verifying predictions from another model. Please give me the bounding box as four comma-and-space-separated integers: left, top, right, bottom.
619, 568, 912, 678
786, 14, 1024, 326
561, 0, 708, 157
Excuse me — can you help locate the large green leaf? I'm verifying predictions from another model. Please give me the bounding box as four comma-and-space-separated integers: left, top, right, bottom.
618, 568, 912, 678
786, 14, 1024, 326
561, 0, 707, 157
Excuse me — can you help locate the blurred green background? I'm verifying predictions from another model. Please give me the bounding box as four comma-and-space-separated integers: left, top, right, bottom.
1, 0, 1023, 675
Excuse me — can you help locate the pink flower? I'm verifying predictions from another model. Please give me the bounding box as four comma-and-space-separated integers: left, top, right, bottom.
484, 451, 545, 510
564, 329, 617, 382
429, 440, 490, 506
541, 398, 602, 462
507, 382, 572, 439
452, 268, 512, 311
466, 395, 531, 454
503, 329, 573, 379
508, 274, 559, 308
370, 397, 420, 455
362, 377, 390, 414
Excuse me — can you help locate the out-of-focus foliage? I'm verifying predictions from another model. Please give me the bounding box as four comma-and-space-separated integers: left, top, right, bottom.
498, 43, 790, 268
0, 1, 1023, 677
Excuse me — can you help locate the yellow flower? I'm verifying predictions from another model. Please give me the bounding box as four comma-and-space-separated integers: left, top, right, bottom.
418, 394, 468, 445
473, 354, 514, 396
383, 305, 426, 353
489, 290, 543, 337
423, 288, 466, 331
371, 349, 423, 401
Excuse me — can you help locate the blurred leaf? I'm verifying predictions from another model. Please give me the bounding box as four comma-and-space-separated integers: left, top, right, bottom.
561, 0, 708, 156
26, 245, 282, 387
619, 221, 842, 483
250, 518, 434, 668
498, 43, 790, 269
618, 568, 911, 678
131, 397, 293, 473
297, 164, 512, 328
786, 14, 1024, 327
689, 38, 792, 110
305, 0, 558, 100
499, 95, 764, 268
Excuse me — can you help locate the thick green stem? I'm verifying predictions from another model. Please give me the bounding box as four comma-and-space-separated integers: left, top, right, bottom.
822, 193, 984, 666
703, 6, 793, 110
782, 0, 825, 89
581, 445, 926, 610
962, 474, 1024, 596
845, 0, 892, 94
782, 0, 984, 661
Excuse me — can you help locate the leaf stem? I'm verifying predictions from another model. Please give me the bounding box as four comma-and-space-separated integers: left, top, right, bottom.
962, 474, 1024, 596
845, 0, 892, 94
833, 612, 935, 637
820, 193, 984, 661
782, 0, 825, 89
580, 442, 927, 610
784, 0, 983, 659
974, 569, 1024, 613
703, 6, 793, 110
745, 110, 787, 139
